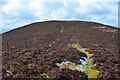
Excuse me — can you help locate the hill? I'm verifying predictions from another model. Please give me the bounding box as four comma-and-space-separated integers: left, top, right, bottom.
2, 21, 119, 79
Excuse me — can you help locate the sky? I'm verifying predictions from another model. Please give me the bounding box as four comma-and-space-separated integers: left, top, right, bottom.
0, 0, 119, 33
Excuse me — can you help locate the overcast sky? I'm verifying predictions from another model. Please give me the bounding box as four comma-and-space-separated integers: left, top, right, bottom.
1, 0, 119, 33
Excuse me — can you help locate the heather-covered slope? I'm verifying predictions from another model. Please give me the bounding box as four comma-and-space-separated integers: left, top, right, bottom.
2, 21, 119, 79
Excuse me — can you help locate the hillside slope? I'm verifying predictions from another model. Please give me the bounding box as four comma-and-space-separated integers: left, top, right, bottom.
2, 21, 119, 79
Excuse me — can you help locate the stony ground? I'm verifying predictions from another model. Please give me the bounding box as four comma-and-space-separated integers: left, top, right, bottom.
2, 21, 120, 79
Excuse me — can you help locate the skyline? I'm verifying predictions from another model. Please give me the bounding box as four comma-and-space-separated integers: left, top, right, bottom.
1, 0, 119, 33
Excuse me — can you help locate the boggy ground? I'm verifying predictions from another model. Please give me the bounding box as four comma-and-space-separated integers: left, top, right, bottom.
2, 21, 120, 79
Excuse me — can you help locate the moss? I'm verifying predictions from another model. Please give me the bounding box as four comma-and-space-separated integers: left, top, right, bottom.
85, 52, 93, 57
46, 75, 52, 78
86, 69, 100, 78
27, 63, 34, 69
85, 58, 100, 78
59, 62, 82, 71
56, 43, 100, 78
70, 43, 93, 57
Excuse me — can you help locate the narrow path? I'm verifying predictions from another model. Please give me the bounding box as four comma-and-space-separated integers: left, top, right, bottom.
60, 26, 64, 33
48, 23, 65, 47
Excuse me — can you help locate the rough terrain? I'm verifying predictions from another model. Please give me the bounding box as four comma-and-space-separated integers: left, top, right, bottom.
2, 21, 119, 79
